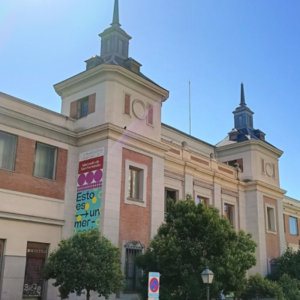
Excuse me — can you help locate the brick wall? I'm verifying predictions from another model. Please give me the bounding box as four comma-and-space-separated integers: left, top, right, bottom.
119, 148, 152, 248
264, 196, 280, 259
0, 136, 67, 200
284, 214, 300, 245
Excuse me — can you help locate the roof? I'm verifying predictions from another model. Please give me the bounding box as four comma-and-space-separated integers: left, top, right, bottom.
161, 123, 215, 148
216, 127, 283, 154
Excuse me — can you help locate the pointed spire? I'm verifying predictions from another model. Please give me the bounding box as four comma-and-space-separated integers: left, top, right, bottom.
111, 0, 121, 27
240, 82, 246, 106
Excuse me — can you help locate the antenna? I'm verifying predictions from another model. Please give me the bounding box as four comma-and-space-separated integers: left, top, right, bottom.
189, 80, 191, 135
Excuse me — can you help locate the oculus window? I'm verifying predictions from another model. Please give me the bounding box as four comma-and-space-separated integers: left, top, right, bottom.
0, 131, 17, 171
33, 142, 57, 180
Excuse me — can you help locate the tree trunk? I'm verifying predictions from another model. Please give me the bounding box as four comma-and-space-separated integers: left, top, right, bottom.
86, 289, 90, 300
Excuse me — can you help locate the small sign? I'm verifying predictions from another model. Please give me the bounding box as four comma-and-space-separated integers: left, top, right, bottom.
148, 272, 160, 298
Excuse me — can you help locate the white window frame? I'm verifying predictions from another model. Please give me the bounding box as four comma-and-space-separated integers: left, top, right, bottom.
265, 204, 277, 234
0, 131, 18, 171
289, 216, 298, 236
33, 142, 57, 180
222, 194, 238, 230
124, 159, 147, 208
223, 202, 236, 229
196, 195, 210, 207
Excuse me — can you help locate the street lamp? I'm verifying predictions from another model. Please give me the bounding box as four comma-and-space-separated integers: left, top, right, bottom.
201, 268, 214, 300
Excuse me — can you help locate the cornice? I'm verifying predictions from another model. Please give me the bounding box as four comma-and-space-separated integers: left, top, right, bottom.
165, 155, 185, 166
54, 64, 169, 101
0, 106, 77, 145
164, 172, 185, 182
0, 91, 69, 118
77, 123, 169, 151
216, 139, 283, 157
244, 180, 286, 196
0, 211, 64, 226
193, 181, 214, 190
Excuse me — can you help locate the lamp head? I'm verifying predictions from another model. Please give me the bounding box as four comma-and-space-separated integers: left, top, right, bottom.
201, 268, 214, 284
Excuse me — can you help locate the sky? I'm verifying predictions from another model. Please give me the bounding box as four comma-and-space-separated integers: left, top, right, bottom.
0, 0, 299, 199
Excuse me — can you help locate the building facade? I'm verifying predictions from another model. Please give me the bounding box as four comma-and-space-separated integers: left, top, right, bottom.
0, 1, 299, 299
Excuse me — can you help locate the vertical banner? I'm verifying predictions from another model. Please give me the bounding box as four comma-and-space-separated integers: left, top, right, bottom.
74, 148, 104, 233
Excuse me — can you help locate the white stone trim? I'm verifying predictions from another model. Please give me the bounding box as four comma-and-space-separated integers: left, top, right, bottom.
222, 195, 238, 230
265, 203, 277, 234
124, 159, 147, 208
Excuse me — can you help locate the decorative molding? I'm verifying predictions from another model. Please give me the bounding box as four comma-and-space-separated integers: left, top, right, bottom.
191, 156, 209, 166
193, 180, 214, 190
54, 64, 169, 101
0, 211, 64, 226
169, 148, 180, 155
132, 99, 147, 120
218, 166, 234, 175
221, 188, 239, 197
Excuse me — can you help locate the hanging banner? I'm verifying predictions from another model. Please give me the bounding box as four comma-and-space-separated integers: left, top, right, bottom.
74, 148, 104, 233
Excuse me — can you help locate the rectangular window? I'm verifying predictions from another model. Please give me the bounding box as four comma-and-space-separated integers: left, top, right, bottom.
196, 196, 209, 207
124, 94, 131, 115
124, 242, 143, 292
23, 242, 48, 299
267, 207, 276, 232
147, 104, 154, 125
77, 96, 89, 119
224, 204, 234, 227
0, 240, 4, 283
70, 94, 96, 119
128, 167, 141, 200
0, 131, 17, 171
165, 188, 177, 213
268, 258, 277, 275
289, 216, 298, 235
33, 142, 57, 180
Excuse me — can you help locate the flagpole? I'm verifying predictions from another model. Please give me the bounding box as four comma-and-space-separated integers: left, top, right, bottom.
189, 80, 191, 135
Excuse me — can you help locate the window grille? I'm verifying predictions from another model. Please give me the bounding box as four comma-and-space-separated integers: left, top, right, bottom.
124, 241, 144, 292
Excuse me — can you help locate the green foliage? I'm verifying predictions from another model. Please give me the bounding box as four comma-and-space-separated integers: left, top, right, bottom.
136, 195, 256, 300
279, 274, 300, 300
43, 229, 124, 300
241, 274, 285, 300
270, 245, 300, 281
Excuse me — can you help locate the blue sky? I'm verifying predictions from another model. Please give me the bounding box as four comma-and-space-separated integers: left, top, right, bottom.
0, 0, 299, 199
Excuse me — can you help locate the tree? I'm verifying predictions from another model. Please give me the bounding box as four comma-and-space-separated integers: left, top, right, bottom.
136, 195, 257, 300
270, 245, 300, 281
43, 229, 124, 300
278, 274, 300, 300
241, 274, 285, 300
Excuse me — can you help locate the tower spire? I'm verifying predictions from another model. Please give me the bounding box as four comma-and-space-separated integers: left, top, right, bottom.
240, 82, 246, 106
111, 0, 121, 27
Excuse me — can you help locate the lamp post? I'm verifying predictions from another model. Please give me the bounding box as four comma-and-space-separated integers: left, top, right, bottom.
201, 268, 214, 300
